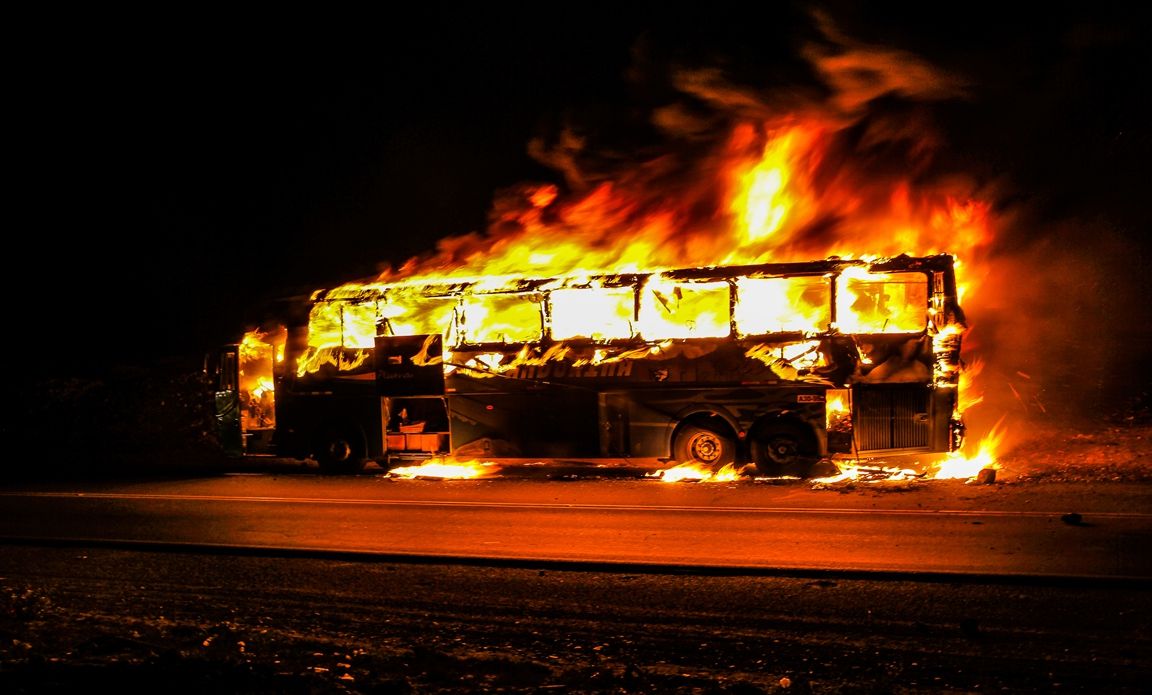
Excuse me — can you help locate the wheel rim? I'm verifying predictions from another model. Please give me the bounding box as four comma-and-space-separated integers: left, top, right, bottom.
687, 431, 724, 464
764, 435, 799, 465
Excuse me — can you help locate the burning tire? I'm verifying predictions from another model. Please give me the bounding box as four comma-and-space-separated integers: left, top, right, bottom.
751, 424, 818, 478
672, 420, 737, 469
316, 429, 367, 475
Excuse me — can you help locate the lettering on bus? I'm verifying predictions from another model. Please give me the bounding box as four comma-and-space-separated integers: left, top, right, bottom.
512, 361, 635, 379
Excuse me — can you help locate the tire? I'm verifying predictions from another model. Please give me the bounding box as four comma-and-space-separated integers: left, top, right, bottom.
316, 430, 367, 475
751, 425, 817, 477
672, 422, 737, 469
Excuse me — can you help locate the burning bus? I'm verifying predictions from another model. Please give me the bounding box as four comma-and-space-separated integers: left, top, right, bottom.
209, 252, 967, 477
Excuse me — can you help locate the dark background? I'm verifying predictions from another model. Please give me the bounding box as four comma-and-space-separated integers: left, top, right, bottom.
12, 2, 1150, 418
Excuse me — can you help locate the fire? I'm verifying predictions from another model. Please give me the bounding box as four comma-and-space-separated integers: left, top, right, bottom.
298, 119, 993, 362
650, 462, 746, 483
328, 118, 994, 292
811, 465, 922, 485
957, 356, 985, 414
239, 328, 286, 430
387, 460, 499, 480
272, 29, 1011, 476
814, 417, 1007, 485
931, 416, 1007, 480
730, 125, 814, 245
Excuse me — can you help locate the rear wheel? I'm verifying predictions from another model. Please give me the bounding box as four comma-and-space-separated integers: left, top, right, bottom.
672, 422, 737, 469
316, 430, 367, 475
751, 425, 818, 478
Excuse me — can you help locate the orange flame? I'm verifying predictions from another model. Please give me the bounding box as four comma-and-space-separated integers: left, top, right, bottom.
362, 121, 994, 287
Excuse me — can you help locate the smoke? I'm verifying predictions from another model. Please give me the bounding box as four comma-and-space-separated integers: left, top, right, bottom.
803, 9, 971, 116
963, 211, 1151, 435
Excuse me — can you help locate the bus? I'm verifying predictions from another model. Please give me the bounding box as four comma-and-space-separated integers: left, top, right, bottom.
209, 253, 968, 476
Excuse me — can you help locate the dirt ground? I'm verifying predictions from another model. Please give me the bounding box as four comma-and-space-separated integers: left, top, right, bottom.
986, 417, 1152, 484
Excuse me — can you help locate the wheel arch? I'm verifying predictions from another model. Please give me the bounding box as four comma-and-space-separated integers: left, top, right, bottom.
748, 411, 822, 476
314, 420, 370, 474
664, 407, 742, 460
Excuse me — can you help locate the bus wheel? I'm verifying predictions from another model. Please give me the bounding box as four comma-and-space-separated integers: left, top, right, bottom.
752, 426, 817, 478
316, 432, 366, 475
673, 423, 736, 468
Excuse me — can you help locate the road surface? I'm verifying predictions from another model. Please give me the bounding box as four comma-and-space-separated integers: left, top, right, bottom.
2, 471, 1149, 580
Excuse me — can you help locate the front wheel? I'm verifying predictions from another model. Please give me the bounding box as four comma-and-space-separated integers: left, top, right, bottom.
672, 422, 737, 469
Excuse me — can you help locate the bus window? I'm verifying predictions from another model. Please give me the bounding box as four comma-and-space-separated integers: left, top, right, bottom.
836, 270, 928, 333
549, 286, 635, 341
341, 301, 379, 348
734, 276, 831, 335
639, 278, 730, 339
460, 293, 543, 344
306, 300, 344, 349
381, 294, 458, 342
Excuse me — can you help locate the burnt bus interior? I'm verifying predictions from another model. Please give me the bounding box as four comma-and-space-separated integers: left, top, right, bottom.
215, 254, 965, 475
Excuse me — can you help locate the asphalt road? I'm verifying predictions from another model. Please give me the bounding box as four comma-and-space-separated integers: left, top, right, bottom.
2, 471, 1150, 580
2, 470, 1150, 692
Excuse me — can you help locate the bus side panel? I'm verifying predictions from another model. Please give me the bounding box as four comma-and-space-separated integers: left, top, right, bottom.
448, 390, 600, 458
275, 377, 385, 460
604, 386, 830, 459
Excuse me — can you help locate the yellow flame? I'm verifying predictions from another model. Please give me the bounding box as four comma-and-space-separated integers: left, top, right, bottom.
649, 461, 744, 482
932, 416, 1006, 480
387, 461, 499, 479
731, 127, 807, 243
811, 464, 922, 484
251, 377, 275, 400
638, 276, 731, 339
238, 327, 286, 431
834, 267, 928, 333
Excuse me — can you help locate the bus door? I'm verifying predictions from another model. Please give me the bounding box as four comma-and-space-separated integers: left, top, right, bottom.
205, 344, 244, 457
375, 334, 449, 462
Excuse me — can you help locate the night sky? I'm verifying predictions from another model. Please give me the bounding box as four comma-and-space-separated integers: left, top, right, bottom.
17, 2, 1149, 401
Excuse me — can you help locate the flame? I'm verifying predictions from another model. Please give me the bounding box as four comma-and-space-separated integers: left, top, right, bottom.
387, 460, 500, 479
931, 416, 1006, 480
301, 121, 993, 358
730, 126, 814, 245
238, 328, 286, 431
811, 465, 922, 485
348, 119, 995, 288
649, 461, 745, 482
280, 40, 1005, 466
957, 356, 985, 414
813, 416, 1007, 485
299, 118, 993, 376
